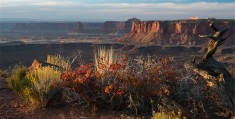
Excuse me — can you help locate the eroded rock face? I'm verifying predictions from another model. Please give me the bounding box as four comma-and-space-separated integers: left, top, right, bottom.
120, 20, 235, 46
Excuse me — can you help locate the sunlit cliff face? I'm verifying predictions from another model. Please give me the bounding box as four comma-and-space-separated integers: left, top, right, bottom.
121, 20, 235, 45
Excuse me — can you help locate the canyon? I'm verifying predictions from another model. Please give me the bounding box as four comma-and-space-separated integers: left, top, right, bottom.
1, 18, 234, 46
0, 18, 234, 74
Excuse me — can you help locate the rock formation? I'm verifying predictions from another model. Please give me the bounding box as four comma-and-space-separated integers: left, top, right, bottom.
120, 20, 235, 46
4, 18, 140, 35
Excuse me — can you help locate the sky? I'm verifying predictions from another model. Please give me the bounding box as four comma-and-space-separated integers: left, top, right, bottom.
0, 0, 234, 21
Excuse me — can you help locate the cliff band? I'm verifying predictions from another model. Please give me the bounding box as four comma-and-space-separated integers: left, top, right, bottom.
120, 20, 235, 46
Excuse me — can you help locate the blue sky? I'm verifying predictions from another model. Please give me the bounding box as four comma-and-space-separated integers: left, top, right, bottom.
0, 0, 234, 21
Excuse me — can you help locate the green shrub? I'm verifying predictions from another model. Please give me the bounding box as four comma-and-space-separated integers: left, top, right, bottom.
27, 66, 62, 106
8, 65, 62, 107
8, 66, 29, 94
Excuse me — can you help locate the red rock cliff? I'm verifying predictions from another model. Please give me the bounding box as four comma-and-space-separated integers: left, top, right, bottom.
120, 20, 235, 46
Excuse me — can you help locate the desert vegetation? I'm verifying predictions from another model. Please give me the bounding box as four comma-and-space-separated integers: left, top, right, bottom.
5, 45, 234, 118
8, 65, 62, 107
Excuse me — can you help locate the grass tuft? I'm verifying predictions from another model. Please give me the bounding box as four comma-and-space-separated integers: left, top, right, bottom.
46, 54, 71, 69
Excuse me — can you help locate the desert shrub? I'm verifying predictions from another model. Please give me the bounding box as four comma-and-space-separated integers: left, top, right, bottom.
8, 65, 30, 95
60, 64, 101, 108
27, 66, 62, 106
8, 65, 62, 107
99, 56, 179, 114
46, 54, 71, 69
60, 47, 180, 114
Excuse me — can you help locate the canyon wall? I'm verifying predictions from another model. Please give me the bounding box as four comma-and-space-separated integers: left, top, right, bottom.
103, 21, 125, 31
120, 20, 235, 46
1, 19, 234, 45
0, 18, 140, 35
7, 21, 132, 35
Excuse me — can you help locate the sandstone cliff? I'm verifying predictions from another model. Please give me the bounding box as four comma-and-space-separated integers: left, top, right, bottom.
120, 20, 235, 46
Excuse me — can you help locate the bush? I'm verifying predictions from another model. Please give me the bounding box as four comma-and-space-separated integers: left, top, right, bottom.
8, 65, 62, 107
27, 66, 62, 106
98, 55, 179, 114
8, 66, 30, 95
60, 47, 180, 114
60, 64, 100, 108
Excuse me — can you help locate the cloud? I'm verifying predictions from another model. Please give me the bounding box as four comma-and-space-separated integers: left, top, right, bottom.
93, 2, 235, 10
0, 0, 234, 21
0, 0, 81, 7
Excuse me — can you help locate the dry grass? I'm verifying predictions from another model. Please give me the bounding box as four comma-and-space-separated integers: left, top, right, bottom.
94, 46, 117, 74
46, 54, 71, 69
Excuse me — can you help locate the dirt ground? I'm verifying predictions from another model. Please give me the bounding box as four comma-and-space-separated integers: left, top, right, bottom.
0, 77, 130, 119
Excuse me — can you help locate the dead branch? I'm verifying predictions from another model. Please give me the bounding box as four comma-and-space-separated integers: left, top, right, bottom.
194, 22, 235, 113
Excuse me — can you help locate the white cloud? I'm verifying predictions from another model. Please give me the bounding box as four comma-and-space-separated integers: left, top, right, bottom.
0, 0, 81, 7
93, 2, 235, 10
0, 0, 234, 20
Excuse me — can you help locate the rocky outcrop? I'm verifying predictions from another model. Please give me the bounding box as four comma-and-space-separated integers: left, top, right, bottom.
120, 20, 235, 46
